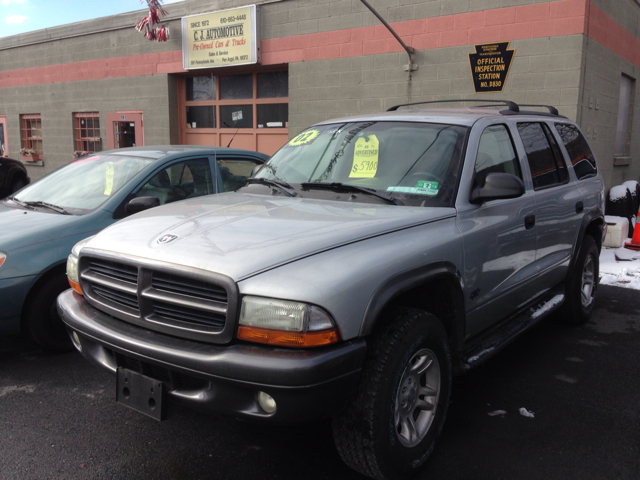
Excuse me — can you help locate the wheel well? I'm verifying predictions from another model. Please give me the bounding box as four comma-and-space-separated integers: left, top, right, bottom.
381, 276, 465, 358
585, 218, 604, 251
20, 263, 67, 321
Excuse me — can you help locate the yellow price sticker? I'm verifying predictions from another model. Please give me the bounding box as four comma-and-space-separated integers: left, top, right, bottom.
350, 135, 379, 178
288, 129, 320, 147
104, 162, 115, 195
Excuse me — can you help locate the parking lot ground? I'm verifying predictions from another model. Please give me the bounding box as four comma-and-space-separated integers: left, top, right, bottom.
1, 284, 639, 479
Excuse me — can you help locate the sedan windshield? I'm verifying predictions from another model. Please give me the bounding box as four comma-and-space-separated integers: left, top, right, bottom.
11, 154, 154, 214
254, 121, 468, 206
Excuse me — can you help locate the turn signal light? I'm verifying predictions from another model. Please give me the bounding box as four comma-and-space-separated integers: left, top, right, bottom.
68, 277, 83, 295
237, 325, 339, 348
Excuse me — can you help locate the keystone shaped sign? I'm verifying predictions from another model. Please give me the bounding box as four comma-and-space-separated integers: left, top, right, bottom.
469, 42, 515, 93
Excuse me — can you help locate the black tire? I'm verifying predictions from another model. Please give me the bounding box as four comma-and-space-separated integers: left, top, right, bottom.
10, 176, 26, 194
332, 307, 452, 480
561, 235, 599, 325
23, 275, 73, 353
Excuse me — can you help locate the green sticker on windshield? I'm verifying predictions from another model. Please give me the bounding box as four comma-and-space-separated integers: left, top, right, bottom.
387, 181, 439, 196
288, 129, 320, 147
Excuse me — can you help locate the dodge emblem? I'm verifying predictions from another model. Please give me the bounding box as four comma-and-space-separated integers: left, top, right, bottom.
157, 234, 178, 244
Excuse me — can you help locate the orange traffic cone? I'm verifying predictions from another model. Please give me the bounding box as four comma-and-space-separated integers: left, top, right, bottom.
625, 210, 640, 251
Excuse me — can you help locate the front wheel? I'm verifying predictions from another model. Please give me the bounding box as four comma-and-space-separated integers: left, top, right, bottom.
23, 275, 73, 353
332, 308, 452, 480
561, 235, 599, 325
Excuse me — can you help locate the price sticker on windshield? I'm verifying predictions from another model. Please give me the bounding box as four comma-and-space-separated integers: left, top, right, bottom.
104, 162, 115, 195
350, 134, 379, 178
288, 129, 320, 147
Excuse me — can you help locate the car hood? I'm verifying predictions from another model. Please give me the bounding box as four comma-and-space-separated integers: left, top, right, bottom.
83, 194, 456, 281
0, 204, 96, 251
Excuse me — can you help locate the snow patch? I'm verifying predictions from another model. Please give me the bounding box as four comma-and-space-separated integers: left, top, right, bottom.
599, 244, 640, 290
488, 410, 507, 417
519, 407, 535, 418
531, 294, 564, 319
467, 347, 495, 363
555, 374, 577, 384
622, 180, 638, 197
609, 185, 629, 202
0, 385, 36, 397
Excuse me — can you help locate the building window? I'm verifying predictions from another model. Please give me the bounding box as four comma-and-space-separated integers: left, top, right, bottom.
74, 113, 101, 154
614, 74, 635, 157
20, 114, 43, 154
184, 70, 288, 130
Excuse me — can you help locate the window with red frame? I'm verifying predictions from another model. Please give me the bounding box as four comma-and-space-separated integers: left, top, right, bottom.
74, 113, 101, 154
20, 114, 43, 154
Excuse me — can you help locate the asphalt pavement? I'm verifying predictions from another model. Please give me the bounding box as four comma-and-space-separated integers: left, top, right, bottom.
1, 284, 639, 480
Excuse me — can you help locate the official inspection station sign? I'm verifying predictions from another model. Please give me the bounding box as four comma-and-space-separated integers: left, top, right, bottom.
182, 5, 260, 70
468, 42, 515, 93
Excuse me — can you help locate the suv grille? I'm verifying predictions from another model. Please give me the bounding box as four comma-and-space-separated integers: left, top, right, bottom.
79, 255, 237, 343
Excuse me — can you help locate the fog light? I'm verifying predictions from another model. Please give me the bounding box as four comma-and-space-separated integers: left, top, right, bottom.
257, 391, 277, 414
70, 331, 82, 352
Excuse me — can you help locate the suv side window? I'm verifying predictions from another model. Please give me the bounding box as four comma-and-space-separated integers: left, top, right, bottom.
138, 158, 213, 205
474, 124, 521, 186
517, 122, 569, 190
554, 123, 598, 180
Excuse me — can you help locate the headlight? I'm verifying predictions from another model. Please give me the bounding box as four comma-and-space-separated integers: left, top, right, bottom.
0, 252, 7, 269
66, 235, 95, 295
238, 296, 339, 348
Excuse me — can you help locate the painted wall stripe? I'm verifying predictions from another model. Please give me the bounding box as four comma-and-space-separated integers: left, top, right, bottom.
0, 0, 637, 89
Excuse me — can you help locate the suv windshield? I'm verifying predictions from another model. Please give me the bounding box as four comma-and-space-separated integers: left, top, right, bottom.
10, 154, 154, 214
253, 121, 468, 206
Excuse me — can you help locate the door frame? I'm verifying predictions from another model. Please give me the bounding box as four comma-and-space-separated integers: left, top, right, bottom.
106, 111, 144, 149
0, 115, 7, 157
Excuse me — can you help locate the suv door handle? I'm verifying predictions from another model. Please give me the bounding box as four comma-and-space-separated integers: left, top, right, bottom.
575, 201, 584, 213
525, 214, 535, 230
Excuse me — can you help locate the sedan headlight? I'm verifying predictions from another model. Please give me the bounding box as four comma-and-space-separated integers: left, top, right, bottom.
0, 252, 7, 269
66, 235, 96, 295
238, 296, 339, 348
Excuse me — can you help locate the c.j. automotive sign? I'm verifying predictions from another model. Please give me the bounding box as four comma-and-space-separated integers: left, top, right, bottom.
468, 42, 515, 93
182, 4, 260, 70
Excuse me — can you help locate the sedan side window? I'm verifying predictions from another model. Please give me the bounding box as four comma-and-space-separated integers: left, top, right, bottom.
517, 122, 569, 190
138, 158, 213, 205
217, 158, 262, 192
474, 124, 521, 186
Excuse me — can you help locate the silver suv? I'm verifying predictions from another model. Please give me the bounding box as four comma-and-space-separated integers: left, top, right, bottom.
58, 100, 605, 480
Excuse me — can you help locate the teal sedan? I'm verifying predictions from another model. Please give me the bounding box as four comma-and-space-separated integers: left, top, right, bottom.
0, 146, 267, 351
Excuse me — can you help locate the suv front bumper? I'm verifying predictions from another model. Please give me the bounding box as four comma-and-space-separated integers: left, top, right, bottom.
57, 289, 367, 423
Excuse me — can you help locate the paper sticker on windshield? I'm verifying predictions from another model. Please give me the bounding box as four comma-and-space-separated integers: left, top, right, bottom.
387, 181, 439, 196
350, 134, 379, 178
104, 162, 115, 195
288, 129, 320, 147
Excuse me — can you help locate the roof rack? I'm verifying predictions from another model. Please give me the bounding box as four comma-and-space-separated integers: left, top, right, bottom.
387, 99, 520, 113
517, 104, 559, 115
386, 99, 564, 117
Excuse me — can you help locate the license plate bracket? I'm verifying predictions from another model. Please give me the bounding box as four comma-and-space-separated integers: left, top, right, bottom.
116, 367, 166, 421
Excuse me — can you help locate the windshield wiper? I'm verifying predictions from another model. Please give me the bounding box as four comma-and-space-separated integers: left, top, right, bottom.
300, 182, 403, 205
22, 200, 71, 215
245, 178, 300, 197
6, 196, 36, 210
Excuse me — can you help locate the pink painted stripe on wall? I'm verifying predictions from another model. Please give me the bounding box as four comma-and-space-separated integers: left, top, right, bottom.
0, 0, 638, 89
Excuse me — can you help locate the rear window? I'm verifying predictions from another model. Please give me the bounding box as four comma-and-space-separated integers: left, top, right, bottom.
554, 123, 597, 180
517, 122, 569, 190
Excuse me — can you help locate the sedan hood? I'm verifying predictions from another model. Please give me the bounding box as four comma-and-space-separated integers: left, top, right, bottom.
84, 194, 456, 280
0, 204, 94, 250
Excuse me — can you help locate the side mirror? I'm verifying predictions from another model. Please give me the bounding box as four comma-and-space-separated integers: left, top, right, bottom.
470, 172, 525, 204
126, 196, 160, 215
250, 164, 264, 177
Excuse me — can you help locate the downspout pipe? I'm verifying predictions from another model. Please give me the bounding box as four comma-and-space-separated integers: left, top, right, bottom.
359, 0, 418, 72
